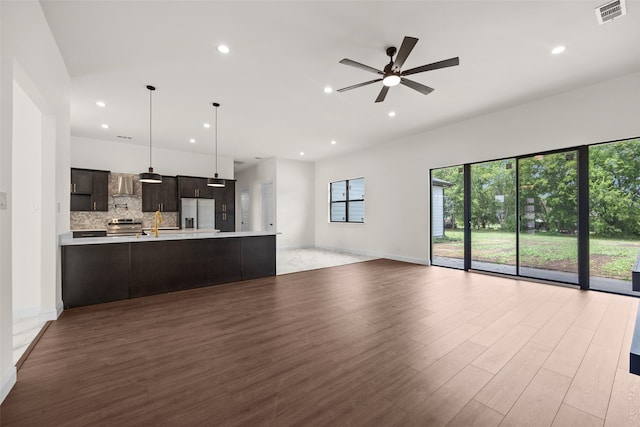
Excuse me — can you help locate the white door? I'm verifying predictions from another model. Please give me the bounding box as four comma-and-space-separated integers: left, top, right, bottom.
261, 182, 275, 232
240, 188, 250, 231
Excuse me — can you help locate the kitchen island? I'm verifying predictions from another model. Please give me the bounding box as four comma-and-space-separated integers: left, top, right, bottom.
60, 231, 276, 308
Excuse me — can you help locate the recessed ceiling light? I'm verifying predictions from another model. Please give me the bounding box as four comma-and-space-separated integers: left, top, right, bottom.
324, 86, 333, 93
218, 44, 230, 54
101, 124, 109, 129
388, 111, 396, 117
551, 45, 566, 55
189, 138, 196, 143
203, 123, 210, 128
331, 140, 337, 145
96, 101, 106, 107
299, 152, 305, 156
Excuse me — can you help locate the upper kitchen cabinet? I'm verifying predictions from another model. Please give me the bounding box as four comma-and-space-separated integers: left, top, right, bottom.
142, 176, 178, 212
70, 169, 93, 194
70, 168, 109, 211
177, 176, 213, 199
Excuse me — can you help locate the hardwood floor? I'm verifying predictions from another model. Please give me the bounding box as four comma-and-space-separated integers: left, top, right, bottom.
2, 259, 640, 426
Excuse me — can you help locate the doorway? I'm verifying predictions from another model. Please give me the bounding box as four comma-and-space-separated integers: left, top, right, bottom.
11, 80, 45, 362
261, 182, 275, 232
240, 187, 250, 232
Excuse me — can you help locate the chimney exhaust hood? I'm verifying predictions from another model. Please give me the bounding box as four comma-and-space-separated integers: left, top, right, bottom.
113, 175, 137, 197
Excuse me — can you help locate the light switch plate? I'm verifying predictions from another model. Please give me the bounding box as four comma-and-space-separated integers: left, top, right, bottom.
0, 191, 7, 210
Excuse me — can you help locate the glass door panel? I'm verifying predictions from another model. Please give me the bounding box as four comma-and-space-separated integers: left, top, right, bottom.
589, 138, 640, 295
431, 166, 465, 269
470, 159, 517, 274
518, 151, 578, 284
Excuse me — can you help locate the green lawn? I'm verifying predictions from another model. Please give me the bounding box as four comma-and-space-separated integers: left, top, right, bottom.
433, 229, 640, 281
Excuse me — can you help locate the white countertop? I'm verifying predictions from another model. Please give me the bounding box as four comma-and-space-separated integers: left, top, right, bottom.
60, 230, 277, 246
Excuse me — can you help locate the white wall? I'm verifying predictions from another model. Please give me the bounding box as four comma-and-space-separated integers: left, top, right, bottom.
275, 159, 315, 249
1, 1, 70, 403
315, 71, 640, 264
11, 81, 42, 318
71, 136, 234, 179
235, 158, 315, 249
235, 158, 276, 236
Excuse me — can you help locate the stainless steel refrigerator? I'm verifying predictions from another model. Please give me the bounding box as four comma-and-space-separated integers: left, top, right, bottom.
181, 198, 215, 229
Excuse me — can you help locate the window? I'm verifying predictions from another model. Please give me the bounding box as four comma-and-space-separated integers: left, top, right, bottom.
330, 177, 364, 222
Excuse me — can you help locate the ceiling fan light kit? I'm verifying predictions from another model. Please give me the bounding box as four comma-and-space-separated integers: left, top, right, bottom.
337, 36, 459, 103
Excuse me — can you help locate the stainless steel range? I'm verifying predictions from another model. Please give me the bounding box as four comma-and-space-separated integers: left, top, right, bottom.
107, 218, 143, 236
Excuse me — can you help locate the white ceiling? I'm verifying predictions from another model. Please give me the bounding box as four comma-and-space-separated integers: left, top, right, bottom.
40, 1, 640, 170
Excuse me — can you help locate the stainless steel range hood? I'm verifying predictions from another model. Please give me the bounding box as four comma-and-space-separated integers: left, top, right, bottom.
113, 175, 136, 197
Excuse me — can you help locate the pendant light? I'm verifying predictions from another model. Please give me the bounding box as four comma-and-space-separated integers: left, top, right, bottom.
139, 85, 162, 184
207, 102, 225, 188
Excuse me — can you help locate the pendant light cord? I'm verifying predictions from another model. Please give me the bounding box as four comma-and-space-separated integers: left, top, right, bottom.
215, 105, 218, 175
149, 88, 153, 168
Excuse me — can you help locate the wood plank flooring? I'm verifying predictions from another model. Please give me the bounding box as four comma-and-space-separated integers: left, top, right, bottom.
1, 259, 640, 426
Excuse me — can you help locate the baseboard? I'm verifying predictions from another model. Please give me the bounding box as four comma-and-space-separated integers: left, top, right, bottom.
385, 254, 430, 266
12, 306, 41, 320
38, 307, 59, 323
0, 366, 16, 404
277, 244, 315, 251
314, 245, 429, 266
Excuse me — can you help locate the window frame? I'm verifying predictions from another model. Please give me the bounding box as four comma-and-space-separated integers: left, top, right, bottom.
330, 177, 365, 223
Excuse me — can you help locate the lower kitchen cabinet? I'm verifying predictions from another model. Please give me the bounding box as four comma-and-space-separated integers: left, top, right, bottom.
62, 244, 130, 308
129, 240, 184, 297
241, 235, 276, 280
180, 238, 242, 290
61, 234, 276, 308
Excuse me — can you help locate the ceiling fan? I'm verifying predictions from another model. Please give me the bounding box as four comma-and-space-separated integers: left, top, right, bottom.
337, 36, 460, 103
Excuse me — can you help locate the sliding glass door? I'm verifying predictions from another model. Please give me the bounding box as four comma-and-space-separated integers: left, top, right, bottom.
518, 151, 579, 284
589, 138, 640, 295
430, 139, 640, 295
470, 160, 517, 274
431, 166, 465, 269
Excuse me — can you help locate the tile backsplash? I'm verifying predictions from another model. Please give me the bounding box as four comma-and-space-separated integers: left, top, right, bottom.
70, 172, 178, 230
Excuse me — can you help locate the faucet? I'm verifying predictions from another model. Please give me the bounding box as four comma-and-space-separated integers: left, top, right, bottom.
151, 209, 163, 237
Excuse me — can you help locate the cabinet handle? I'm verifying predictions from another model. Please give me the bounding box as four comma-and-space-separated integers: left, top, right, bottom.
74, 184, 77, 193
158, 204, 161, 211
161, 203, 164, 211
93, 201, 96, 211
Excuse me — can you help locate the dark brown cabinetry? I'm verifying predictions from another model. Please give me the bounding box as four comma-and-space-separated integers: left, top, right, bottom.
142, 176, 178, 212
70, 169, 93, 194
70, 168, 109, 211
62, 243, 130, 307
214, 180, 236, 232
177, 176, 213, 198
61, 234, 276, 308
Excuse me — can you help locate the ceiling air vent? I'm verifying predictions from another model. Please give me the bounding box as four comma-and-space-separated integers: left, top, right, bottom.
596, 0, 626, 25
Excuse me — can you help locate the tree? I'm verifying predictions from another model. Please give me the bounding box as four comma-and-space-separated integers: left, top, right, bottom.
589, 139, 640, 237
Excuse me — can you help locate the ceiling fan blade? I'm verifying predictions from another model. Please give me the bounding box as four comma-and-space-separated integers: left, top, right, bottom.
375, 86, 390, 103
400, 78, 434, 95
401, 57, 460, 77
392, 36, 418, 72
339, 58, 383, 75
337, 79, 383, 93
